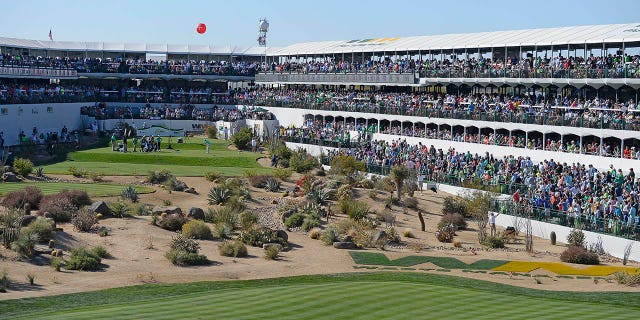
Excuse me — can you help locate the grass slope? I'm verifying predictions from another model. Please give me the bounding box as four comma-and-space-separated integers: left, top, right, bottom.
1, 273, 638, 319
0, 182, 154, 197
349, 252, 508, 269
41, 140, 271, 177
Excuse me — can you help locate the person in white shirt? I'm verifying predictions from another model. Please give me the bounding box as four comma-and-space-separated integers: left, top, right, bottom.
489, 212, 500, 236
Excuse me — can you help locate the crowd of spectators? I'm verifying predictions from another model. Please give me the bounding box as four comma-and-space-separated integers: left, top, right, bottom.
80, 103, 273, 122
317, 136, 640, 237
237, 88, 640, 131
0, 53, 259, 76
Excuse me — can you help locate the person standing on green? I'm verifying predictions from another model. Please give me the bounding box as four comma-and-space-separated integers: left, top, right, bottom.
156, 136, 162, 151
132, 136, 139, 152
204, 138, 211, 154
111, 133, 117, 151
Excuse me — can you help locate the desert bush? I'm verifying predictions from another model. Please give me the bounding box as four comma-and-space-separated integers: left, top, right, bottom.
204, 171, 222, 182
374, 177, 396, 192
68, 166, 88, 178
212, 223, 233, 239
567, 229, 585, 247
336, 185, 353, 201
164, 176, 187, 192
51, 257, 65, 272
38, 196, 77, 223
264, 245, 280, 260
207, 186, 231, 205
404, 197, 419, 209
248, 174, 269, 188
58, 189, 92, 207
385, 196, 400, 207
386, 227, 401, 244
368, 190, 378, 200
435, 224, 456, 243
289, 149, 318, 173
239, 211, 259, 231
0, 270, 8, 292
22, 217, 55, 242
329, 155, 365, 178
71, 208, 98, 232
181, 220, 212, 240
13, 158, 33, 177
121, 186, 139, 203
264, 177, 281, 192
11, 230, 38, 257
91, 245, 110, 258
453, 239, 462, 248
66, 247, 103, 271
320, 226, 339, 246
130, 203, 152, 216
609, 271, 640, 286
441, 196, 469, 217
284, 213, 305, 229
169, 233, 200, 253
146, 169, 173, 184
231, 127, 253, 150
158, 214, 187, 232
338, 199, 370, 221
273, 168, 292, 181
205, 207, 238, 229
482, 235, 505, 249
402, 229, 415, 238
218, 240, 248, 257
109, 201, 131, 218
560, 246, 600, 265
438, 213, 467, 230
0, 186, 43, 210
301, 217, 321, 232
88, 171, 105, 182
309, 228, 322, 239
166, 249, 208, 266
306, 188, 332, 206
205, 126, 217, 139
240, 227, 286, 248
358, 179, 375, 189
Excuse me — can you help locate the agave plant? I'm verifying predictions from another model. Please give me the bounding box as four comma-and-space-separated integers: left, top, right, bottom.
207, 186, 231, 205
306, 188, 333, 206
121, 186, 139, 203
264, 177, 281, 192
35, 167, 44, 178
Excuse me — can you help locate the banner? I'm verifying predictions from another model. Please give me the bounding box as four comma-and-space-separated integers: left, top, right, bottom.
136, 125, 185, 137
0, 67, 78, 78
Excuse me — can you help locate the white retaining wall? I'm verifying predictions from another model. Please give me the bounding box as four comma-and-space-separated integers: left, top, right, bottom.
0, 103, 85, 146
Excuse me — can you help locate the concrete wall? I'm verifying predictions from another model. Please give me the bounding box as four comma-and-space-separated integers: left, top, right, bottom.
0, 103, 85, 146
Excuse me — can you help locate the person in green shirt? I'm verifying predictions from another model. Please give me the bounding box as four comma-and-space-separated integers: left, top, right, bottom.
132, 136, 139, 152
111, 133, 117, 151
156, 136, 162, 151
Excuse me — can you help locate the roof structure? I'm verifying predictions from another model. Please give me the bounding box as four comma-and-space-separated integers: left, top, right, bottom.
0, 36, 280, 56
270, 23, 640, 56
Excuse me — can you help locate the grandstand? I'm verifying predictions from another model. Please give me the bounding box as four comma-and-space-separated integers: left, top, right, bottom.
2, 23, 640, 250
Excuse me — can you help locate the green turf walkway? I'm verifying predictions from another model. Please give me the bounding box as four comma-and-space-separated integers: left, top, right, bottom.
1, 273, 638, 319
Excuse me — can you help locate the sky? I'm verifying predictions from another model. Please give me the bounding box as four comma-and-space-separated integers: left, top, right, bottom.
1, 0, 640, 48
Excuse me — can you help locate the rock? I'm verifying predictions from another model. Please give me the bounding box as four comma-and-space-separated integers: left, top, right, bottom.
2, 166, 13, 173
184, 187, 197, 194
172, 179, 188, 191
152, 206, 183, 216
2, 172, 18, 182
371, 230, 388, 245
19, 215, 37, 227
340, 235, 353, 243
276, 229, 288, 242
89, 201, 110, 215
187, 207, 205, 220
333, 242, 356, 249
262, 243, 283, 251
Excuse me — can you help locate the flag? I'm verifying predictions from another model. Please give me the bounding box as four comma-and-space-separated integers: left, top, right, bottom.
48, 29, 53, 41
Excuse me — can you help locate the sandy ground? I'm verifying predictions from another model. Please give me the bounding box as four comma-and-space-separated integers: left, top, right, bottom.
1, 171, 639, 301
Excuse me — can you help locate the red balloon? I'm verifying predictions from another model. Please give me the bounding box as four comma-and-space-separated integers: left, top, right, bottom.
196, 23, 206, 34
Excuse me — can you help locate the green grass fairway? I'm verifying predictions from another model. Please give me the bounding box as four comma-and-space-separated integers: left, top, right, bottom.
1, 273, 638, 319
41, 140, 271, 177
0, 182, 154, 197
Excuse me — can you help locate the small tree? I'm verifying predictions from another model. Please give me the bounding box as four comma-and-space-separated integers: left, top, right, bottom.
464, 191, 492, 244
231, 127, 253, 150
389, 165, 411, 201
330, 155, 365, 180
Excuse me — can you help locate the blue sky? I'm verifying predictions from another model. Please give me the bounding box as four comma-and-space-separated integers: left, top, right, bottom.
1, 0, 639, 47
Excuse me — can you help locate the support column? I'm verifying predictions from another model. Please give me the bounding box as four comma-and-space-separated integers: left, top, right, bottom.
579, 135, 583, 154
542, 133, 546, 150
621, 139, 625, 158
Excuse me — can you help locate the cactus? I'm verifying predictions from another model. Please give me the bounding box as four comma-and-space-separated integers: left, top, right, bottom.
264, 177, 281, 192
121, 186, 139, 203
48, 239, 55, 249
35, 167, 44, 177
207, 186, 230, 205
418, 210, 426, 232
550, 231, 557, 245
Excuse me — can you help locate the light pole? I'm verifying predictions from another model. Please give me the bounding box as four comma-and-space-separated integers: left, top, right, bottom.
258, 18, 269, 67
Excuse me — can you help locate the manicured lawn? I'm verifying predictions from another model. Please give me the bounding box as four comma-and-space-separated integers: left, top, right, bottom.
1, 273, 638, 319
0, 182, 154, 197
41, 140, 271, 177
349, 252, 508, 270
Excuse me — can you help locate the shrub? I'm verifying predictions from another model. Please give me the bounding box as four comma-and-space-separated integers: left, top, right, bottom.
550, 231, 557, 245
13, 158, 33, 177
130, 203, 152, 216
121, 186, 139, 203
66, 247, 102, 271
207, 187, 231, 205
88, 171, 105, 182
385, 196, 400, 207
264, 177, 281, 192
231, 127, 253, 150
320, 226, 339, 246
212, 223, 233, 239
441, 196, 469, 217
109, 201, 131, 218
38, 196, 77, 223
306, 188, 332, 206
358, 179, 375, 190
146, 169, 173, 184
560, 246, 600, 265
205, 126, 217, 139
23, 217, 55, 242
169, 233, 200, 253
284, 213, 305, 229
240, 227, 286, 247
205, 207, 238, 229
329, 155, 365, 178
91, 246, 110, 258
338, 199, 370, 221
264, 246, 280, 260
68, 166, 88, 178
164, 176, 187, 192
239, 211, 259, 231
204, 171, 221, 182
404, 197, 419, 209
1, 186, 43, 210
482, 235, 505, 249
0, 270, 8, 292
248, 174, 269, 188
58, 189, 92, 207
402, 229, 415, 238
289, 149, 318, 173
71, 208, 98, 232
453, 239, 462, 248
438, 213, 467, 230
218, 240, 248, 257
11, 230, 39, 257
301, 217, 321, 232
374, 177, 396, 192
567, 229, 585, 247
166, 249, 208, 266
435, 224, 456, 243
181, 220, 212, 240
609, 271, 640, 286
51, 257, 65, 272
158, 214, 187, 231
273, 168, 292, 181
309, 228, 322, 239
336, 185, 353, 201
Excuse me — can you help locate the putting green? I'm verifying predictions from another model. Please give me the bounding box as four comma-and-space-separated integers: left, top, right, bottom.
0, 182, 154, 197
1, 273, 638, 319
